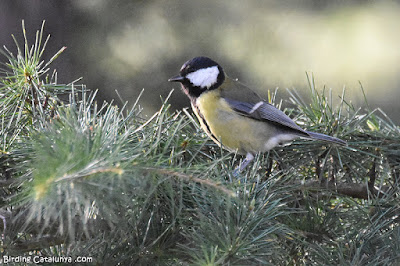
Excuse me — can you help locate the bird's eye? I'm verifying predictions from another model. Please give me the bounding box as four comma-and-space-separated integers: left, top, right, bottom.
180, 64, 192, 75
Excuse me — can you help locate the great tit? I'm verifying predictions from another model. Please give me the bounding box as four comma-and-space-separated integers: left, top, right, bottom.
168, 56, 346, 172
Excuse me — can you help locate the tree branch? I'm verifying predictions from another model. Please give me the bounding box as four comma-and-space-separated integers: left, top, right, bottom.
297, 180, 392, 199
5, 235, 65, 253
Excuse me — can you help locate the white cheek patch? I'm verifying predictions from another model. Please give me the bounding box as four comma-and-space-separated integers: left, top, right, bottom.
186, 66, 219, 88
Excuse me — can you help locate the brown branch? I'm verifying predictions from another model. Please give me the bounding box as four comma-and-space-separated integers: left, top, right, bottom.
4, 235, 65, 253
154, 168, 236, 197
367, 156, 377, 195
296, 180, 392, 199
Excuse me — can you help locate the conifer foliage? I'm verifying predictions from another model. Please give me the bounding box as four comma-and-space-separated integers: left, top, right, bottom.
0, 22, 399, 265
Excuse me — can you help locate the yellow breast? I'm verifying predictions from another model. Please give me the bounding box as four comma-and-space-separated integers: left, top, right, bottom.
193, 90, 275, 154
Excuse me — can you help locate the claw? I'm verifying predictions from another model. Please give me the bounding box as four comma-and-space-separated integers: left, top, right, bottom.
233, 152, 254, 177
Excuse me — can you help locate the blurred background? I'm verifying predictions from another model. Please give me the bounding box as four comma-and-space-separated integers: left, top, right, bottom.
2, 0, 400, 123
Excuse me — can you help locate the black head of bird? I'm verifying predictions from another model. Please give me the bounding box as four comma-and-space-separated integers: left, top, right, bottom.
168, 56, 225, 98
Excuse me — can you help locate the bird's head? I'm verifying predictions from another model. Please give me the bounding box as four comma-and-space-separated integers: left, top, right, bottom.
168, 56, 225, 98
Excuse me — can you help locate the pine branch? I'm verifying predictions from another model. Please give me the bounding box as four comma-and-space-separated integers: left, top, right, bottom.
1, 22, 399, 265
145, 168, 236, 197
5, 235, 65, 253
296, 180, 392, 199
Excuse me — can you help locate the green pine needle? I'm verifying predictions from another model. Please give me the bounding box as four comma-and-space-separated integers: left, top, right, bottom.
0, 21, 399, 265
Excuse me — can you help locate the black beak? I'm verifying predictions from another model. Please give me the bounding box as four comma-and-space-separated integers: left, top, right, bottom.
168, 75, 184, 82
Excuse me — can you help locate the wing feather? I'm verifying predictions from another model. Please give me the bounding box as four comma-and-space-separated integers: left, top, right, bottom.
223, 98, 307, 134
218, 77, 346, 145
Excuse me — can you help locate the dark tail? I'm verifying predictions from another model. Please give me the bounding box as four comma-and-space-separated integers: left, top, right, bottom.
305, 131, 347, 146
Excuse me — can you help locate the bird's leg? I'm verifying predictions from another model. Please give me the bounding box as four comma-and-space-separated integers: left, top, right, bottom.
233, 152, 254, 176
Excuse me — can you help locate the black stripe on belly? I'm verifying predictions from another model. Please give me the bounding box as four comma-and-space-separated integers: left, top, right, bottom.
191, 102, 220, 145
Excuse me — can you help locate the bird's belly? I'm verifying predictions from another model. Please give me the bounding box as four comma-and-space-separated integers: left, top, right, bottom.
194, 92, 289, 154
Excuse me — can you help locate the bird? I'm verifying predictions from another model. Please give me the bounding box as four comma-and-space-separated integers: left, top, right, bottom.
168, 56, 346, 173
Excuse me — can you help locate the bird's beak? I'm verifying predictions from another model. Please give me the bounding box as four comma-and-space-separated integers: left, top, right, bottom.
168, 75, 184, 82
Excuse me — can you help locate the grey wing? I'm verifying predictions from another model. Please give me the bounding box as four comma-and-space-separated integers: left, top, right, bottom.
219, 78, 346, 145
224, 97, 308, 134
220, 76, 309, 135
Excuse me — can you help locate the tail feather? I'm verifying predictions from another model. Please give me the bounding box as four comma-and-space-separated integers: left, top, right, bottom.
305, 131, 347, 146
